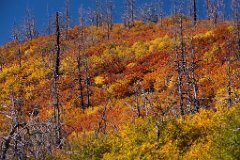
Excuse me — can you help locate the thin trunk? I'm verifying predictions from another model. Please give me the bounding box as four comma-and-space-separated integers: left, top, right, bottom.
77, 55, 85, 109
227, 54, 232, 108
53, 12, 62, 149
176, 50, 184, 116
193, 0, 197, 26
133, 81, 141, 118
190, 37, 199, 112
106, 0, 113, 40
174, 15, 185, 116
85, 57, 91, 108
18, 48, 21, 67
130, 0, 134, 26
65, 0, 70, 40
180, 15, 186, 72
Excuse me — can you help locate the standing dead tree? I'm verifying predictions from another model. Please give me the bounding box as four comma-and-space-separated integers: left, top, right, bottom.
95, 0, 104, 28
84, 55, 91, 108
77, 54, 85, 109
45, 4, 54, 35
189, 0, 197, 26
24, 9, 37, 41
226, 41, 232, 108
105, 0, 113, 39
133, 81, 141, 118
172, 1, 188, 115
139, 2, 159, 23
172, 1, 201, 115
205, 0, 225, 26
232, 0, 240, 60
190, 35, 199, 113
12, 20, 22, 67
0, 87, 55, 159
76, 19, 85, 109
52, 12, 63, 149
64, 0, 71, 39
123, 0, 135, 27
157, 0, 164, 26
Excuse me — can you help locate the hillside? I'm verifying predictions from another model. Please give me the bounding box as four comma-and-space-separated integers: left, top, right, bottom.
0, 17, 240, 159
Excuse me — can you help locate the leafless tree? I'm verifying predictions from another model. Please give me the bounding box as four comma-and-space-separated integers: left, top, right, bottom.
226, 42, 232, 108
95, 0, 104, 28
232, 0, 240, 60
52, 12, 63, 149
189, 0, 197, 26
0, 87, 55, 159
139, 2, 159, 23
64, 0, 71, 39
12, 20, 22, 67
123, 0, 135, 27
0, 48, 3, 72
190, 35, 199, 113
157, 0, 164, 26
44, 4, 54, 35
205, 0, 225, 26
84, 55, 91, 108
24, 9, 37, 41
106, 0, 113, 39
133, 81, 141, 118
174, 31, 185, 115
79, 6, 85, 28
172, 1, 186, 115
76, 54, 85, 110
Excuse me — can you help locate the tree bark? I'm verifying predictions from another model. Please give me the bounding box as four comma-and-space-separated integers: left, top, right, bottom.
77, 55, 85, 109
53, 12, 62, 149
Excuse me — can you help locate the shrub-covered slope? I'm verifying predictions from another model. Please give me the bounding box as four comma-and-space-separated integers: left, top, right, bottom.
0, 18, 239, 159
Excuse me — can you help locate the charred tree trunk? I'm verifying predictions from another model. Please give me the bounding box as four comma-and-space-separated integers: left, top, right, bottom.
190, 37, 199, 113
174, 14, 185, 116
193, 0, 197, 26
64, 0, 70, 40
12, 20, 22, 67
179, 15, 186, 72
84, 56, 91, 108
227, 49, 232, 108
18, 48, 22, 67
134, 81, 141, 118
232, 0, 240, 60
106, 0, 113, 40
52, 12, 62, 149
124, 0, 135, 27
77, 55, 85, 109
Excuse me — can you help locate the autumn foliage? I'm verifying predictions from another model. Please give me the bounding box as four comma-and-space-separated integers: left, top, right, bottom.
0, 17, 239, 159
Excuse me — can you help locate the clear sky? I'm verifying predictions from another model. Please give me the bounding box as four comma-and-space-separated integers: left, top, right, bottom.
0, 0, 231, 45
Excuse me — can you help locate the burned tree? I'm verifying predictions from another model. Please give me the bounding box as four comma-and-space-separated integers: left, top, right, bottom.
189, 0, 197, 26
84, 56, 91, 108
190, 36, 199, 113
12, 20, 22, 67
205, 0, 225, 26
45, 4, 54, 35
172, 0, 187, 115
140, 2, 159, 23
24, 9, 37, 41
157, 0, 164, 26
123, 0, 135, 27
232, 0, 240, 60
226, 42, 232, 108
76, 54, 85, 109
76, 27, 85, 109
64, 0, 71, 39
106, 0, 113, 39
52, 12, 62, 148
95, 0, 104, 28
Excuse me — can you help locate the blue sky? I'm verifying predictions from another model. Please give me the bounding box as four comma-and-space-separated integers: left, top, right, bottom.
0, 0, 231, 45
